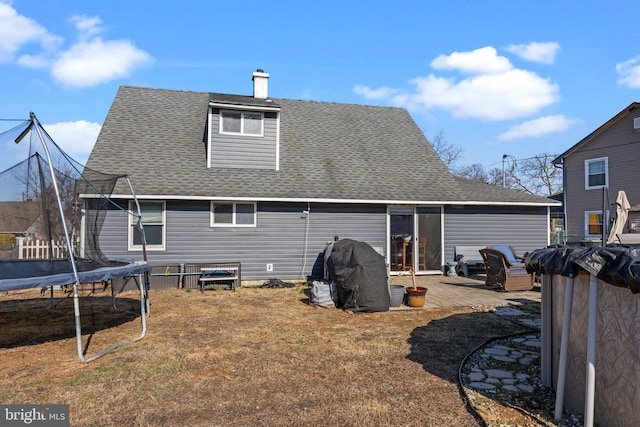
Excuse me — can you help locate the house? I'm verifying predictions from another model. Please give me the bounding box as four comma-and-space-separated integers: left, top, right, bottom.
0, 201, 41, 238
553, 102, 640, 244
85, 70, 557, 284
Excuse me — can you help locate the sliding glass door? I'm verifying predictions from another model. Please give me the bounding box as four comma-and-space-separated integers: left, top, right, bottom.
389, 207, 442, 274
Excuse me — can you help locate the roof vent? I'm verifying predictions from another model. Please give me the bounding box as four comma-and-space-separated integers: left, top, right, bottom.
634, 117, 640, 129
252, 69, 269, 100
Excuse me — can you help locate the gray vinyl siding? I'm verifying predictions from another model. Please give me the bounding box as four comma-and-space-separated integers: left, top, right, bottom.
563, 111, 640, 241
98, 201, 386, 283
442, 206, 549, 263
208, 109, 278, 169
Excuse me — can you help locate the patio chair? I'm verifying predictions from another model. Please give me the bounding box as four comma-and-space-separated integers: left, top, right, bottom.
479, 248, 534, 291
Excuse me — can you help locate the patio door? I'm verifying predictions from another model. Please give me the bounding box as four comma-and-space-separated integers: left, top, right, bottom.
389, 207, 442, 274
416, 207, 442, 272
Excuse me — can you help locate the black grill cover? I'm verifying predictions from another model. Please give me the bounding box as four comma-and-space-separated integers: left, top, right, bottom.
326, 239, 389, 312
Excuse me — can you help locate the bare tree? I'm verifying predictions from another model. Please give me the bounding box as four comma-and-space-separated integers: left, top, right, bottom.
507, 153, 562, 196
487, 167, 505, 187
455, 153, 562, 197
456, 163, 489, 183
428, 129, 463, 171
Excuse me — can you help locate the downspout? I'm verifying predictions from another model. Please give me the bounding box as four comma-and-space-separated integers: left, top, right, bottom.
300, 202, 311, 280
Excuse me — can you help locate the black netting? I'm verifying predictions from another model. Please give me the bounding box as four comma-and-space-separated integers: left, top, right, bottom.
0, 114, 142, 265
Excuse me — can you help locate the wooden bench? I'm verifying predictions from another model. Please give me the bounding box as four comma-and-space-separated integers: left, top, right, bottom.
198, 262, 241, 292
454, 245, 487, 277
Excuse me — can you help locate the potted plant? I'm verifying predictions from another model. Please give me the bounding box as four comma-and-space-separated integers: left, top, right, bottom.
405, 268, 427, 307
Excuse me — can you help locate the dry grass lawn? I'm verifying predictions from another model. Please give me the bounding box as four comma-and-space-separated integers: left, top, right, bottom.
0, 285, 531, 426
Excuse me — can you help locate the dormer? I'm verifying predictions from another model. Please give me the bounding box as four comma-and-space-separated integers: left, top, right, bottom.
207, 70, 281, 170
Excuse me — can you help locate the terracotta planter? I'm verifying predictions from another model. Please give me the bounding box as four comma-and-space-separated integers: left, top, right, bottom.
406, 286, 427, 308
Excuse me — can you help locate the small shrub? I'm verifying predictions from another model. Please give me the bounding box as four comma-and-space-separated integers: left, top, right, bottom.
0, 234, 16, 247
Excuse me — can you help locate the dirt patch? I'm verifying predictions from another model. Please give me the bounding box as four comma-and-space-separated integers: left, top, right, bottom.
0, 286, 532, 426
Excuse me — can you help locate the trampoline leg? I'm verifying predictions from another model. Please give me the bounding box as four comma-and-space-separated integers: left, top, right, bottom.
111, 279, 117, 311
72, 282, 87, 363
71, 272, 149, 363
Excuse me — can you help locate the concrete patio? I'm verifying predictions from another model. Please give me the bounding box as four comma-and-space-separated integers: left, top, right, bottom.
388, 273, 541, 310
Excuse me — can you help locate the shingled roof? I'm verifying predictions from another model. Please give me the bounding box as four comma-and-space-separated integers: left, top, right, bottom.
87, 85, 553, 206
0, 201, 40, 234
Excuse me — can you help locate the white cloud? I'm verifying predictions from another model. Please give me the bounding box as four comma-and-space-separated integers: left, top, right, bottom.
70, 15, 104, 40
504, 42, 560, 64
17, 52, 51, 68
0, 4, 152, 88
498, 115, 575, 140
357, 46, 560, 121
616, 56, 640, 88
403, 68, 558, 120
0, 3, 62, 62
353, 84, 398, 99
431, 46, 512, 75
51, 38, 152, 88
44, 120, 102, 163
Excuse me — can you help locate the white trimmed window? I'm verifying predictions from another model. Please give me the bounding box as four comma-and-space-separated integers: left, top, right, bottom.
211, 202, 256, 227
129, 201, 166, 250
585, 210, 603, 237
220, 111, 263, 136
585, 157, 608, 189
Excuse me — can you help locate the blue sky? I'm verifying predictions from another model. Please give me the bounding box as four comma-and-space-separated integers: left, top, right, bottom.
1, 0, 640, 174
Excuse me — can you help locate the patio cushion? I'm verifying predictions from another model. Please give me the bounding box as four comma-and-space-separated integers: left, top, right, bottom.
491, 245, 518, 264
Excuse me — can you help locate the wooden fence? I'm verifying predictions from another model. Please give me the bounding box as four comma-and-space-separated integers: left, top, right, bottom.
18, 238, 68, 259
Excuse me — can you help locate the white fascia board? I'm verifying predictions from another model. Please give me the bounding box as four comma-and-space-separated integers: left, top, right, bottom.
275, 111, 280, 171
97, 194, 559, 207
207, 108, 212, 168
209, 102, 281, 112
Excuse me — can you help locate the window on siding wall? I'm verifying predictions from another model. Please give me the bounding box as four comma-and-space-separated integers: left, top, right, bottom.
211, 202, 256, 227
129, 201, 165, 250
584, 157, 608, 189
220, 111, 263, 136
585, 210, 603, 237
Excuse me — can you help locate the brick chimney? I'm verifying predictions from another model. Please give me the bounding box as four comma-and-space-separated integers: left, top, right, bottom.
252, 69, 269, 99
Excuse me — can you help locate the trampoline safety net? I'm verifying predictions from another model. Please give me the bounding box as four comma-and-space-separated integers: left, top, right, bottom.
0, 113, 149, 363
0, 114, 141, 269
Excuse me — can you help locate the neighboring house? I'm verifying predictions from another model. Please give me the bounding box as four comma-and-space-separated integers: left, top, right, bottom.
0, 201, 41, 237
85, 70, 557, 282
553, 102, 640, 243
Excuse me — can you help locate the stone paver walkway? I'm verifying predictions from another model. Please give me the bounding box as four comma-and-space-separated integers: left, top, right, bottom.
465, 333, 541, 393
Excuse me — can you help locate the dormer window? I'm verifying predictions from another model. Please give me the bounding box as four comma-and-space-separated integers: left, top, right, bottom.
221, 111, 263, 136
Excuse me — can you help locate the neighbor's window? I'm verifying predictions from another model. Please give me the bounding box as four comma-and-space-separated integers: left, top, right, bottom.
585, 157, 608, 189
221, 111, 263, 136
129, 201, 165, 250
585, 210, 603, 236
211, 202, 256, 226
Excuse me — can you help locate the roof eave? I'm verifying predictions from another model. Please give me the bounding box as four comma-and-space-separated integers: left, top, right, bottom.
554, 101, 640, 164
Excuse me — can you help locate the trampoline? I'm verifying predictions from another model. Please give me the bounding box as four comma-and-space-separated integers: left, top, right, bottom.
0, 259, 148, 292
0, 113, 150, 362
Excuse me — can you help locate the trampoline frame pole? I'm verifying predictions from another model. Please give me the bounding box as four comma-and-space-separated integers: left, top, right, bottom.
30, 115, 148, 363
33, 115, 86, 362
584, 274, 598, 427
554, 276, 574, 421
125, 175, 150, 315
82, 272, 147, 363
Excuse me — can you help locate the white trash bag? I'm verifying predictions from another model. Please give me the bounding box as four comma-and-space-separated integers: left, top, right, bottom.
310, 280, 336, 308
